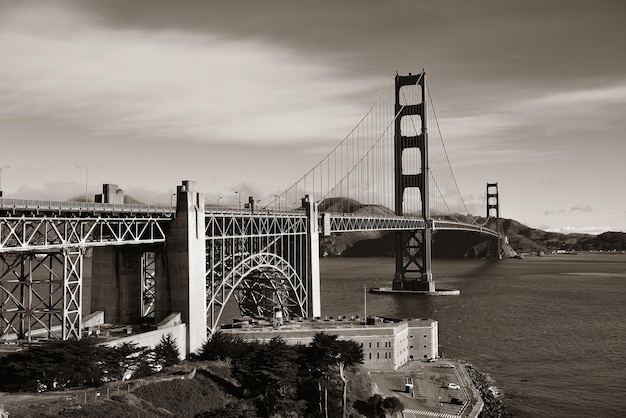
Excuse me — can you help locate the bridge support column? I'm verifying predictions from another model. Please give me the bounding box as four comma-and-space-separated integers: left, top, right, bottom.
392, 71, 435, 293
164, 180, 207, 356
304, 195, 321, 318
91, 246, 144, 324
487, 182, 503, 259
63, 248, 84, 340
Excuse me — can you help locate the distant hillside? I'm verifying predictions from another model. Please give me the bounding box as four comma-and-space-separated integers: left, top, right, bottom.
318, 197, 626, 257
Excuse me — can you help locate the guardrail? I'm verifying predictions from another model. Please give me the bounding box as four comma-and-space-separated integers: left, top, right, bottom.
0, 198, 175, 215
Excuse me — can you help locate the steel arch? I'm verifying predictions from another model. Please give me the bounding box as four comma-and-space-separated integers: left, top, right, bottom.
206, 252, 307, 335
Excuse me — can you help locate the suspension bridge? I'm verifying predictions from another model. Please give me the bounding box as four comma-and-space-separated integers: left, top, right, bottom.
0, 71, 502, 355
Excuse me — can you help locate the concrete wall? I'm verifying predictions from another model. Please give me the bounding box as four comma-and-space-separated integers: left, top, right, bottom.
407, 318, 439, 360
99, 323, 187, 361
91, 246, 144, 324
95, 184, 124, 204
162, 181, 207, 356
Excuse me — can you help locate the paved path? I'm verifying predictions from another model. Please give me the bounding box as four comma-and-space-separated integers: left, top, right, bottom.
403, 409, 458, 418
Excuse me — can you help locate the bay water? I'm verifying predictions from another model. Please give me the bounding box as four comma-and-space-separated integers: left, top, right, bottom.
319, 253, 626, 417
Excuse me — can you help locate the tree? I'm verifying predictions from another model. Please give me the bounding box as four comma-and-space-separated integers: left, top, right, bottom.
232, 337, 305, 417
0, 339, 115, 391
197, 332, 248, 362
153, 333, 181, 369
305, 333, 364, 418
382, 396, 404, 418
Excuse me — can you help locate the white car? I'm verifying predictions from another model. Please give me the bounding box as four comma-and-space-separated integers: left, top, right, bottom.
447, 383, 460, 390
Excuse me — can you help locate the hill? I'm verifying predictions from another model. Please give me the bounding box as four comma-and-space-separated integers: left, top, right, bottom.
318, 197, 626, 257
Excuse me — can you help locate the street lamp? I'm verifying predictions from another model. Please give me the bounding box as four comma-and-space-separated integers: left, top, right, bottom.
0, 165, 9, 198
217, 196, 223, 207
234, 191, 241, 209
75, 165, 88, 202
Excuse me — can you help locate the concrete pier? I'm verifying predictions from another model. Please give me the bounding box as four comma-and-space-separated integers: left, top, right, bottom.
162, 181, 207, 355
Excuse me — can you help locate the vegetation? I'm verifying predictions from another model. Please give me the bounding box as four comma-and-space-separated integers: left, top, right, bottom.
197, 332, 365, 417
0, 332, 411, 417
0, 334, 181, 392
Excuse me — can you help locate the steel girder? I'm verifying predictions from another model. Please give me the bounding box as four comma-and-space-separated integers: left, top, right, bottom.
141, 251, 157, 318
205, 213, 309, 335
0, 249, 84, 343
325, 214, 426, 233
0, 215, 169, 252
321, 214, 498, 237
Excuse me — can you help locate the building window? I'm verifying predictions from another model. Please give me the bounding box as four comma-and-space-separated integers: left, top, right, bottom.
377, 353, 380, 359
369, 353, 372, 360
377, 342, 379, 348
369, 342, 371, 348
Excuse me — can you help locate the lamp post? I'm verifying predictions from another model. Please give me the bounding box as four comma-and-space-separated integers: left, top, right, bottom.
75, 165, 88, 202
234, 191, 241, 209
0, 165, 9, 198
217, 196, 223, 207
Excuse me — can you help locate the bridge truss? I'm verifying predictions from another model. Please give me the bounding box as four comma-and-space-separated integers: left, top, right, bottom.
0, 200, 172, 343
205, 211, 311, 334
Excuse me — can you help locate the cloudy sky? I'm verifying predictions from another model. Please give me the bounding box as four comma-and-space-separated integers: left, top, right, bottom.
1, 0, 625, 234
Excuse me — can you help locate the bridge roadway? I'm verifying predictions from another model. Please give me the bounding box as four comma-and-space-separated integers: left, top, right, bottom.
0, 198, 497, 252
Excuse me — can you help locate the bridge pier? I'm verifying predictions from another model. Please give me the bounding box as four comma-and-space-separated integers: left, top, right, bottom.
391, 71, 438, 294
91, 246, 145, 324
162, 180, 207, 356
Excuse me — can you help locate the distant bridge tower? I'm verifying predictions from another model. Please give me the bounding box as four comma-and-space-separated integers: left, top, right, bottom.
487, 182, 502, 258
392, 71, 434, 292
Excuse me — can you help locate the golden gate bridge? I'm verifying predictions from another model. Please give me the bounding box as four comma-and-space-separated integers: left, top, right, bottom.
0, 71, 502, 356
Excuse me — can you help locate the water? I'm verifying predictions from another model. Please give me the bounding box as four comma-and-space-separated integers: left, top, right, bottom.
319, 254, 626, 417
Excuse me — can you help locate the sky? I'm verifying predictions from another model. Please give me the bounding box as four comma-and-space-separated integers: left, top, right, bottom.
0, 0, 625, 235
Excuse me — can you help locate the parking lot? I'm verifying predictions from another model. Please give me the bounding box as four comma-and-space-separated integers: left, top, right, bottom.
368, 360, 482, 417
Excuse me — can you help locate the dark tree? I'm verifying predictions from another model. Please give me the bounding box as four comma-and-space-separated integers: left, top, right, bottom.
153, 333, 181, 368
233, 337, 305, 417
382, 396, 404, 417
197, 332, 249, 362
367, 394, 385, 417
305, 333, 364, 418
0, 339, 108, 391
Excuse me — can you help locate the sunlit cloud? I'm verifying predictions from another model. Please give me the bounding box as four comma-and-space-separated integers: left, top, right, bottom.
0, 4, 384, 146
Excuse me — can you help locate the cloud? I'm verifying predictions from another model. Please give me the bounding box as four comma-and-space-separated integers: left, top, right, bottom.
0, 3, 385, 146
545, 209, 567, 215
570, 204, 592, 213
545, 204, 593, 216
546, 225, 618, 235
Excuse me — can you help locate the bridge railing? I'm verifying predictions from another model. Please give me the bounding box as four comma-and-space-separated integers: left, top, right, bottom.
0, 198, 175, 216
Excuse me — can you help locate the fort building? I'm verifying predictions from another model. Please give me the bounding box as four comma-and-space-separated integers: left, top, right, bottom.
220, 315, 438, 371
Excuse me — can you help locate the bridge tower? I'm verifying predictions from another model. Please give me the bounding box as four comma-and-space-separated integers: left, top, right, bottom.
487, 182, 502, 258
392, 71, 434, 292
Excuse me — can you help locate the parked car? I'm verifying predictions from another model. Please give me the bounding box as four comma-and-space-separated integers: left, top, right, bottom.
447, 383, 460, 390
440, 363, 455, 368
